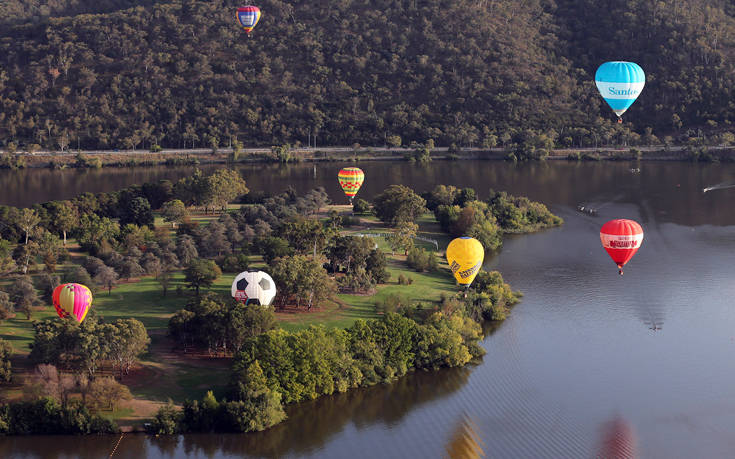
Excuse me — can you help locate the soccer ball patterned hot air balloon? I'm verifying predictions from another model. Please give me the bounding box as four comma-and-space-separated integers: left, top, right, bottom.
231, 270, 277, 306
446, 237, 484, 289
338, 167, 365, 203
595, 61, 645, 123
52, 283, 93, 323
237, 6, 261, 35
600, 219, 644, 275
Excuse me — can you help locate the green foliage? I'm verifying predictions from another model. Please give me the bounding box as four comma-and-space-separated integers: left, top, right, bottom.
352, 199, 371, 215
169, 294, 276, 354
0, 339, 11, 382
270, 255, 337, 309
373, 185, 427, 226
184, 259, 222, 296
487, 190, 563, 233
406, 247, 439, 272
149, 400, 181, 435
0, 398, 116, 435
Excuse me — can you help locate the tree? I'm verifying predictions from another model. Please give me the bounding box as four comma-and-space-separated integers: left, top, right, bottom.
0, 239, 17, 276
184, 259, 221, 296
271, 255, 337, 310
87, 377, 132, 411
259, 236, 294, 265
47, 202, 77, 246
373, 185, 427, 226
120, 197, 154, 227
118, 257, 144, 280
387, 222, 418, 255
105, 319, 150, 377
176, 235, 198, 267
37, 231, 64, 272
8, 276, 38, 319
229, 361, 286, 431
94, 265, 119, 295
205, 169, 249, 212
161, 200, 188, 228
17, 208, 40, 245
353, 198, 371, 215
157, 268, 174, 297
0, 339, 11, 382
0, 291, 13, 322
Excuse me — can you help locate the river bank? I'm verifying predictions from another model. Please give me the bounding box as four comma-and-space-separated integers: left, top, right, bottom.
2, 144, 734, 169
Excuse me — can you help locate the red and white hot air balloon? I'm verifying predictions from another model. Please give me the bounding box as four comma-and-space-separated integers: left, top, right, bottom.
600, 219, 643, 275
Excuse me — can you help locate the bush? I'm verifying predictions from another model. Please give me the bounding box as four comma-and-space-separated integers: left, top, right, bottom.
406, 247, 438, 272
352, 199, 371, 215
149, 401, 181, 434
219, 253, 250, 273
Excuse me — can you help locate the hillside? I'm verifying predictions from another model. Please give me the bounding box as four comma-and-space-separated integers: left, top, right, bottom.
1, 0, 734, 150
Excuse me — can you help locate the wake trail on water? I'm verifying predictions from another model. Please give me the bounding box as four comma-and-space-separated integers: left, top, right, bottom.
703, 181, 735, 193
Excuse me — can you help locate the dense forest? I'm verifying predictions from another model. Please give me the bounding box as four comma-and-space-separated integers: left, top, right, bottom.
1, 0, 734, 150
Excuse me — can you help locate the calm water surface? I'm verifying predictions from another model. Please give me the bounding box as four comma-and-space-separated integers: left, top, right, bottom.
2, 161, 735, 458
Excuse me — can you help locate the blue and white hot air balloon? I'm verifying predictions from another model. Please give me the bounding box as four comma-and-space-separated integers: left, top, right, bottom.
595, 61, 645, 122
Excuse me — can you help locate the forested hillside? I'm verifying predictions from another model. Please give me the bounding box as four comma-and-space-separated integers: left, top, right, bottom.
1, 0, 734, 150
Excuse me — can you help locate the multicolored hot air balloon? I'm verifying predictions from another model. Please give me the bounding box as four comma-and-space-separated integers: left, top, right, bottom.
52, 283, 93, 323
338, 167, 365, 203
236, 6, 261, 35
595, 61, 645, 123
600, 219, 644, 275
446, 237, 484, 288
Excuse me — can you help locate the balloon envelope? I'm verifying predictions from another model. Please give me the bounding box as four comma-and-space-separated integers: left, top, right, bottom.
446, 237, 484, 286
232, 270, 276, 306
52, 283, 93, 323
595, 61, 645, 118
600, 219, 643, 272
338, 167, 365, 201
237, 6, 261, 34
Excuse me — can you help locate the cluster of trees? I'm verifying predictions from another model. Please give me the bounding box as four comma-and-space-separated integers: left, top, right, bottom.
3, 0, 735, 151
0, 338, 11, 383
29, 315, 150, 379
169, 294, 276, 355
0, 397, 116, 435
424, 185, 562, 250
231, 311, 483, 407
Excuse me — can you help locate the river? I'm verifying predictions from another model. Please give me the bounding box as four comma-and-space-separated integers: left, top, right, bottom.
2, 160, 735, 458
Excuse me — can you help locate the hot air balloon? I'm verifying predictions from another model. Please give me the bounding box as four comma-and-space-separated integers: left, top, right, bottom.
446, 237, 484, 289
52, 283, 93, 323
600, 219, 644, 275
237, 6, 261, 35
595, 61, 645, 123
232, 270, 277, 306
338, 167, 365, 203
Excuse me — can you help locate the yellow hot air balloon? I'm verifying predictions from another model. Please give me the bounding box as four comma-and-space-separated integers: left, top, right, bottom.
338, 167, 365, 203
446, 237, 484, 288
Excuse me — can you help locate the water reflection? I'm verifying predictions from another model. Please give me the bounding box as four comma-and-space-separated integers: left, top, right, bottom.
445, 415, 484, 459
595, 416, 638, 459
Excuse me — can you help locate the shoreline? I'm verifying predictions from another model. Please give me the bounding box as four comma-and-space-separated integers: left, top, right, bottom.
2, 145, 734, 169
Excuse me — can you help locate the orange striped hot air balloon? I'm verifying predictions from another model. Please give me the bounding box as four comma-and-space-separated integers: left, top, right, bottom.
52, 283, 93, 323
338, 167, 364, 203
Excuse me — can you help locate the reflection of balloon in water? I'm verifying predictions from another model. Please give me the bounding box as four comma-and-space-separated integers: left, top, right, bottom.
52, 283, 93, 323
446, 237, 484, 287
597, 416, 638, 459
595, 61, 645, 122
231, 270, 277, 305
445, 415, 484, 459
236, 6, 261, 35
600, 219, 644, 275
337, 167, 365, 203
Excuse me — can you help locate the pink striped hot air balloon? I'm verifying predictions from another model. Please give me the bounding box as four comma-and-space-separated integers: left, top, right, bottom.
52, 283, 93, 323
